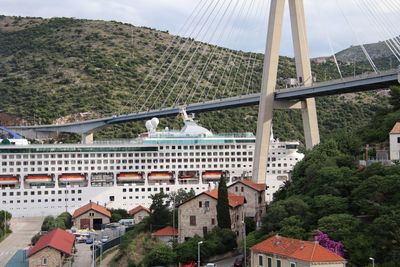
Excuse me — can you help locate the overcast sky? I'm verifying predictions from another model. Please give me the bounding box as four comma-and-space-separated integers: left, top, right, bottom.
0, 0, 399, 57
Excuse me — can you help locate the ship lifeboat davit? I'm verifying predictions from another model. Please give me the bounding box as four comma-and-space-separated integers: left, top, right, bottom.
25, 175, 53, 184
59, 174, 86, 183
148, 172, 173, 180
117, 172, 143, 182
202, 171, 224, 180
0, 175, 19, 185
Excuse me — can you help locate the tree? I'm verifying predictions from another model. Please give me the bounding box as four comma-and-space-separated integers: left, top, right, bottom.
110, 208, 129, 223
58, 212, 72, 229
217, 174, 231, 229
169, 188, 195, 206
279, 216, 307, 240
148, 192, 172, 231
142, 244, 176, 267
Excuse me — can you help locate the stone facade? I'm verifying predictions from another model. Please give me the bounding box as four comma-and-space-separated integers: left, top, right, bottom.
251, 252, 346, 267
132, 209, 150, 224
228, 181, 266, 227
73, 209, 110, 230
28, 247, 64, 267
178, 193, 244, 243
390, 123, 400, 160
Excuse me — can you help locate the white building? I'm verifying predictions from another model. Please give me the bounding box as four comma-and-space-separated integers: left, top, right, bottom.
390, 122, 400, 160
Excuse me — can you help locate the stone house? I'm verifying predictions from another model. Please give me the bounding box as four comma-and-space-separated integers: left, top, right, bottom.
228, 179, 266, 227
152, 226, 179, 246
72, 201, 111, 230
178, 188, 246, 243
28, 228, 75, 267
128, 205, 151, 224
390, 122, 400, 160
251, 235, 346, 267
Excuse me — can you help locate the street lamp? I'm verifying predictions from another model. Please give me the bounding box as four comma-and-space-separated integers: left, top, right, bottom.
242, 220, 247, 267
198, 241, 203, 267
369, 257, 375, 267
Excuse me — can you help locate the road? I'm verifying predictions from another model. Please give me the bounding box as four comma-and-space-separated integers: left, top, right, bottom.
73, 243, 93, 267
0, 217, 43, 266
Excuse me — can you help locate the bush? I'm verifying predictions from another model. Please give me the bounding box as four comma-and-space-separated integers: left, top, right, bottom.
142, 244, 176, 267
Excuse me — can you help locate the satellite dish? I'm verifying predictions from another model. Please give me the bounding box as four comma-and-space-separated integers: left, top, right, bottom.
145, 120, 153, 131
151, 117, 159, 129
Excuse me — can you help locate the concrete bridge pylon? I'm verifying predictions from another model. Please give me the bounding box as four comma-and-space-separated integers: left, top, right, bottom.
253, 0, 320, 183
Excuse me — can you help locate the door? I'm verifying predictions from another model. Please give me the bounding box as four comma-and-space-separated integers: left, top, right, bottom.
80, 218, 90, 229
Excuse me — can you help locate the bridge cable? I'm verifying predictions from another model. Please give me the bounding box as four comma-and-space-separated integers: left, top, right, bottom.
161, 0, 238, 108
174, 0, 244, 106
185, 0, 252, 104
153, 0, 232, 109
138, 0, 222, 111
355, 0, 400, 63
364, 0, 400, 58
118, 0, 209, 114
335, 0, 379, 73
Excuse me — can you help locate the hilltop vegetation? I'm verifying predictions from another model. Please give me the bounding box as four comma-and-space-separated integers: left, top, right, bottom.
0, 15, 393, 143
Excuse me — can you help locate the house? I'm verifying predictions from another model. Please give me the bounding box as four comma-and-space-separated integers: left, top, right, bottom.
228, 179, 266, 227
128, 205, 151, 224
28, 228, 75, 267
178, 189, 246, 243
390, 122, 400, 160
72, 201, 111, 230
152, 226, 179, 246
251, 235, 346, 267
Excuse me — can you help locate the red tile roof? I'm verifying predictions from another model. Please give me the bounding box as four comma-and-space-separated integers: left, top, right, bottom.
251, 235, 346, 263
72, 201, 111, 218
204, 189, 246, 208
28, 228, 75, 257
152, 226, 179, 237
129, 205, 151, 216
390, 122, 400, 134
230, 179, 266, 192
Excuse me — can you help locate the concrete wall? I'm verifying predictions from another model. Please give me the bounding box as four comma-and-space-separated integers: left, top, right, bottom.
228, 182, 266, 226
390, 133, 400, 160
28, 247, 63, 267
250, 251, 346, 267
73, 209, 110, 229
133, 210, 150, 224
178, 194, 244, 243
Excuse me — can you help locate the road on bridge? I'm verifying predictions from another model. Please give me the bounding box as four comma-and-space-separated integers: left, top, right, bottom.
0, 217, 43, 266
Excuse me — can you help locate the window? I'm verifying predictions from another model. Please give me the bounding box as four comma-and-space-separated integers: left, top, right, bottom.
258, 255, 263, 266
204, 201, 209, 208
190, 216, 196, 226
42, 257, 48, 265
276, 259, 281, 267
290, 263, 296, 267
398, 137, 400, 143
211, 218, 215, 225
267, 257, 272, 267
199, 201, 202, 208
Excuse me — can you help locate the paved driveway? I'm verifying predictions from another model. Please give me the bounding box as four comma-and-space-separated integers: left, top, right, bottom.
73, 243, 93, 267
0, 217, 43, 266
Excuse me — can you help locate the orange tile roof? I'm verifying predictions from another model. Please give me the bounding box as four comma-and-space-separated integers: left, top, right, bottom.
28, 228, 75, 257
390, 122, 400, 134
72, 201, 111, 218
129, 205, 151, 216
230, 179, 266, 192
204, 189, 246, 208
152, 226, 179, 237
251, 235, 346, 263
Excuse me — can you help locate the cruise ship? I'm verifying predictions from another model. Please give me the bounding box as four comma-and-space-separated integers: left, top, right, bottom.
0, 110, 303, 217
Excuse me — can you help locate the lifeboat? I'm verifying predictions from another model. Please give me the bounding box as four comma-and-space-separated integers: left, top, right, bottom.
0, 176, 19, 185
148, 172, 173, 180
59, 174, 86, 183
25, 175, 53, 184
117, 172, 143, 182
202, 171, 224, 180
178, 171, 198, 180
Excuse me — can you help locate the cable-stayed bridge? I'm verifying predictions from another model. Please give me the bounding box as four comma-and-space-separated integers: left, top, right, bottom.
8, 68, 399, 137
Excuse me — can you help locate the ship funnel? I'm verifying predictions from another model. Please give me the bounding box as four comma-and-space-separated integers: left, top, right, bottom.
145, 120, 154, 132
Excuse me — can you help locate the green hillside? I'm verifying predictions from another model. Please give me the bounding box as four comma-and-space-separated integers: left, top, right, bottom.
0, 15, 391, 143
